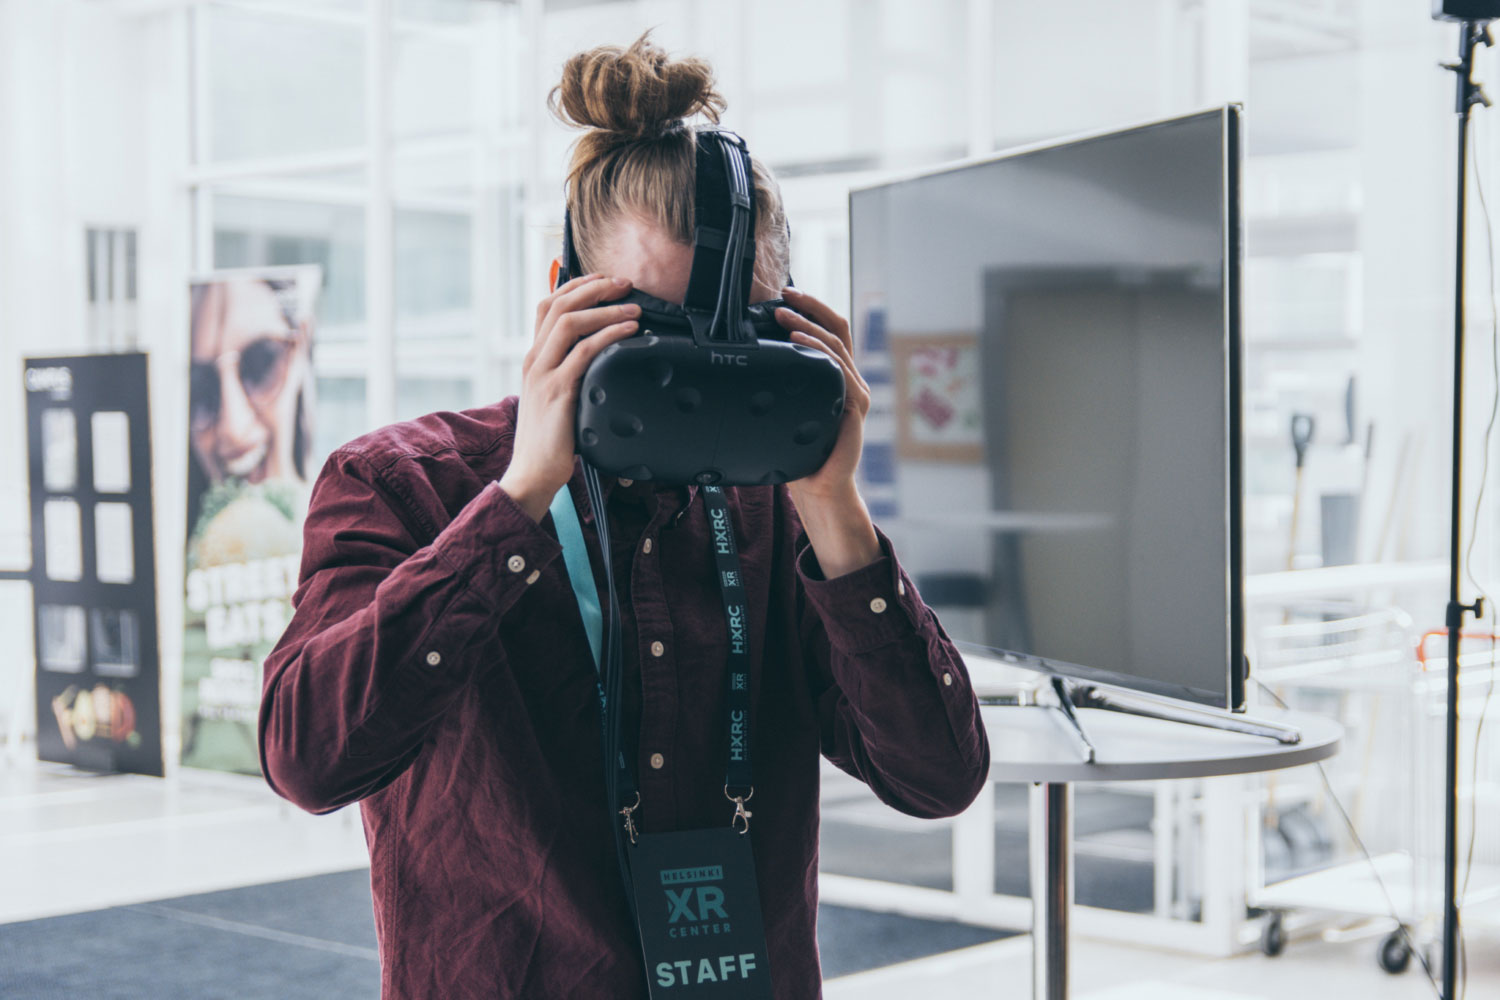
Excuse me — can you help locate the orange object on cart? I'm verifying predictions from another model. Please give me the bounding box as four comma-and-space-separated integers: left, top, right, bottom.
1416, 628, 1500, 669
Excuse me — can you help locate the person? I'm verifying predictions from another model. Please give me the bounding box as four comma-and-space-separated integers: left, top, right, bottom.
259, 33, 989, 1000
187, 275, 315, 526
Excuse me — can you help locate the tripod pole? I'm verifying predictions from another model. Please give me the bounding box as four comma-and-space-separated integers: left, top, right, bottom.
1440, 20, 1492, 999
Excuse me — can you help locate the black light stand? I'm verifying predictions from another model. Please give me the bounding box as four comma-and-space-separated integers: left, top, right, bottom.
1438, 16, 1494, 999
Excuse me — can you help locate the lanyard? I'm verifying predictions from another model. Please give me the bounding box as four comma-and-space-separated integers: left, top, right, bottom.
551, 470, 774, 999
550, 470, 756, 838
548, 481, 604, 688
701, 484, 754, 798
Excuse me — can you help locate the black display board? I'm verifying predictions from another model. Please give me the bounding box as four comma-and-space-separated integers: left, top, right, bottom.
24, 353, 164, 776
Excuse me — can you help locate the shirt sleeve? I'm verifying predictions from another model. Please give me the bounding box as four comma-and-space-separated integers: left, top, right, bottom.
785, 493, 990, 819
258, 449, 563, 815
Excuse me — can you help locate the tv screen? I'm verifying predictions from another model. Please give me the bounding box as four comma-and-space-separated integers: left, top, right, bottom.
849, 106, 1244, 711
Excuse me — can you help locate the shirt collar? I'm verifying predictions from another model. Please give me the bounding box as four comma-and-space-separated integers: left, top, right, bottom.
569, 456, 699, 524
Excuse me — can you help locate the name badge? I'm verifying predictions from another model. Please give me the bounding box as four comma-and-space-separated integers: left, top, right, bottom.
628, 827, 773, 999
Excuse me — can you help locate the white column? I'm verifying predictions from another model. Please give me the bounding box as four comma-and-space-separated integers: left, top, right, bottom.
0, 0, 71, 751
471, 5, 504, 408
141, 4, 195, 773
953, 779, 996, 906
365, 0, 396, 428
188, 2, 213, 275
1200, 0, 1249, 107
1357, 6, 1454, 566
850, 0, 882, 163
965, 0, 994, 158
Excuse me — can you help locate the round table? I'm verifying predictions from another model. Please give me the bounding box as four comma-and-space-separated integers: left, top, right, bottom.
981, 703, 1342, 1000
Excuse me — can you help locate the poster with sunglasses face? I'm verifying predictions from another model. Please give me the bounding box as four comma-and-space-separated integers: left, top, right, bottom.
182, 266, 320, 775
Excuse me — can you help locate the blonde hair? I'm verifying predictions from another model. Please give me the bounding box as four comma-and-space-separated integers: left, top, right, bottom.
548, 32, 790, 294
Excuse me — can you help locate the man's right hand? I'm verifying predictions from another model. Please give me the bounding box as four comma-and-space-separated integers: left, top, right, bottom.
499, 273, 641, 522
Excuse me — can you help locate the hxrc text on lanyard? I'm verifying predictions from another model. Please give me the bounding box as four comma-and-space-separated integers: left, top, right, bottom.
549, 472, 773, 999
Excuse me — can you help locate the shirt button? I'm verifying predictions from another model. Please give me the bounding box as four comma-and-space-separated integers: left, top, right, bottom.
425, 651, 442, 667
870, 597, 888, 614
943, 672, 954, 686
642, 538, 653, 554
650, 640, 665, 657
525, 569, 540, 585
618, 478, 633, 487
507, 554, 526, 573
650, 752, 665, 770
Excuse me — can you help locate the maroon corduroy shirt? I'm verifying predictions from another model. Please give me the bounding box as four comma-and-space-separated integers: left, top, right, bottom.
259, 395, 990, 999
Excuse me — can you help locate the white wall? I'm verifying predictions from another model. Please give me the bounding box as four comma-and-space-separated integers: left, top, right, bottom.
0, 0, 190, 750
1, 1, 150, 538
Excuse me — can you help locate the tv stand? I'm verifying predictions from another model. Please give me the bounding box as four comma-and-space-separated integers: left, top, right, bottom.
1045, 677, 1097, 763
966, 675, 1331, 1000
1006, 675, 1305, 767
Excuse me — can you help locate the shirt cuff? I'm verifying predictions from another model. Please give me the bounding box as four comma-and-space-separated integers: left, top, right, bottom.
428, 480, 564, 616
795, 524, 926, 654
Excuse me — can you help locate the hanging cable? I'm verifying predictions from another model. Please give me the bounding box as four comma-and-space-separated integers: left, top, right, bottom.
1255, 680, 1441, 997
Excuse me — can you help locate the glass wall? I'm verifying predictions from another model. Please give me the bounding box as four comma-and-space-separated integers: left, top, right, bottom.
157, 0, 1497, 668
2, 0, 1494, 786
188, 0, 520, 468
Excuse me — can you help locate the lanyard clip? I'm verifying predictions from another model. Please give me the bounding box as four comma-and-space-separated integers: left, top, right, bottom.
725, 785, 754, 835
619, 791, 641, 845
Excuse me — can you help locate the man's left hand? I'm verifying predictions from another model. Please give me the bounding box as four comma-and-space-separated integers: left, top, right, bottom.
774, 287, 880, 578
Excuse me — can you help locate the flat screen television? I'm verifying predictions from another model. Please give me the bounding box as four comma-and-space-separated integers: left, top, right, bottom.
849, 106, 1245, 711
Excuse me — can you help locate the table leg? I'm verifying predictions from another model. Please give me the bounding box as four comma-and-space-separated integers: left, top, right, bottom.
1030, 781, 1073, 1000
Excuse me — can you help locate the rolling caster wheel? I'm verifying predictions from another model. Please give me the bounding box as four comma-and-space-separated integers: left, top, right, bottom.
1261, 912, 1286, 957
1377, 929, 1411, 975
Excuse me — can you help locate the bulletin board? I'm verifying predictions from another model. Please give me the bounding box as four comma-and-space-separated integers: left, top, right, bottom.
24, 352, 164, 776
888, 333, 985, 463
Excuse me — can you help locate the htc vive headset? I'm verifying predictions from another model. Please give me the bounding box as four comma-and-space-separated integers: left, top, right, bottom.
558, 129, 846, 487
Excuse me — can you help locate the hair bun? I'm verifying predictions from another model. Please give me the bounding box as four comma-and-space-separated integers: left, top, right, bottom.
549, 32, 726, 142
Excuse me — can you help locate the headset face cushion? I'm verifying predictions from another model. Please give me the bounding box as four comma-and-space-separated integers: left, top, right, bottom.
575, 294, 846, 487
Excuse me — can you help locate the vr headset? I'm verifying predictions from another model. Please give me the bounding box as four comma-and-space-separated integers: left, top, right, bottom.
557, 129, 846, 487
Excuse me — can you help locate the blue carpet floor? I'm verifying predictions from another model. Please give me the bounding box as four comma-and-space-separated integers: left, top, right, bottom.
0, 868, 1011, 999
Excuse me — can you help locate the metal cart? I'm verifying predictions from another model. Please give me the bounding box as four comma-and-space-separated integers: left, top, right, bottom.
1246, 606, 1440, 974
